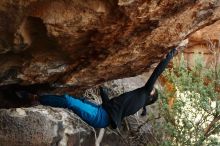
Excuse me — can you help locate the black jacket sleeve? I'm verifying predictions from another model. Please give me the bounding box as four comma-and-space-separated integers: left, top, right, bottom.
99, 86, 110, 104
144, 48, 177, 92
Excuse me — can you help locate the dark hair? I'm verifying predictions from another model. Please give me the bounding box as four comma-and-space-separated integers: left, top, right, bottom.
141, 89, 159, 116
148, 88, 158, 105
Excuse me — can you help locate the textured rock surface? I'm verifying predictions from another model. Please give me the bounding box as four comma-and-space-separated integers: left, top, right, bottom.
0, 0, 219, 94
184, 20, 220, 67
0, 106, 93, 146
189, 20, 220, 43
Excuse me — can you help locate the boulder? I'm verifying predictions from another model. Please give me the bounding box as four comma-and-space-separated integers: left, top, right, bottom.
0, 106, 92, 146
0, 0, 219, 93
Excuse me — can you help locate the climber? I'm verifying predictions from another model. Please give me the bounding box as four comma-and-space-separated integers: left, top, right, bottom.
18, 40, 187, 129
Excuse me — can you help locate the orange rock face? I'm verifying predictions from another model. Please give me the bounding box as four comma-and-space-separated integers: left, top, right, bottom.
183, 20, 220, 68
0, 0, 219, 94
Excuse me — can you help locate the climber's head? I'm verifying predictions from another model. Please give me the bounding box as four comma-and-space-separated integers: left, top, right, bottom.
148, 88, 158, 105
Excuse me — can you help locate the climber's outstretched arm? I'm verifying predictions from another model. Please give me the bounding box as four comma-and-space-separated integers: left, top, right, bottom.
144, 48, 177, 91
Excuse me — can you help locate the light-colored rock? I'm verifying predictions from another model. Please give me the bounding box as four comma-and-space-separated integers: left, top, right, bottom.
0, 106, 92, 146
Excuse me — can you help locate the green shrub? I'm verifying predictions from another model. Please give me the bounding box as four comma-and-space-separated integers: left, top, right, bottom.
157, 51, 220, 146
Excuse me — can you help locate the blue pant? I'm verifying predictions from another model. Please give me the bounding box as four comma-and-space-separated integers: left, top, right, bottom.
39, 94, 110, 128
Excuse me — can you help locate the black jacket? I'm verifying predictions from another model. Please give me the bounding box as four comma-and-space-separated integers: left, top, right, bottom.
101, 48, 177, 128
